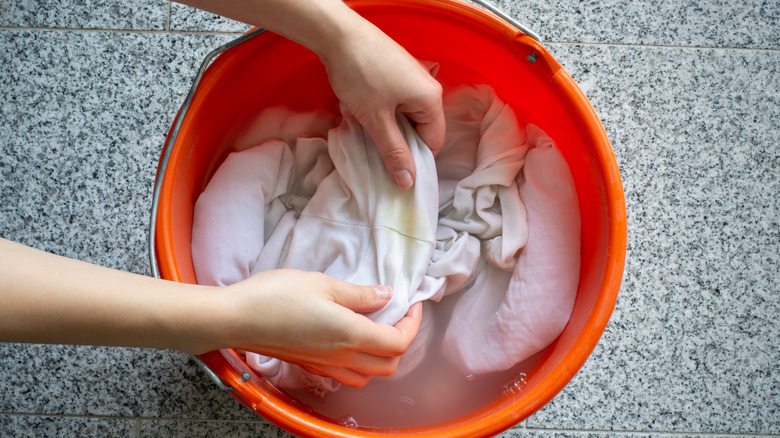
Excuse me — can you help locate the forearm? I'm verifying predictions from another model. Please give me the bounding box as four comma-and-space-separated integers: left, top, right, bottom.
174, 0, 371, 60
0, 238, 420, 387
0, 238, 228, 354
175, 0, 445, 189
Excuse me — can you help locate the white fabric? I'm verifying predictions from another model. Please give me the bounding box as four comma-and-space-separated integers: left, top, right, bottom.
440, 124, 581, 373
191, 85, 580, 396
193, 107, 441, 396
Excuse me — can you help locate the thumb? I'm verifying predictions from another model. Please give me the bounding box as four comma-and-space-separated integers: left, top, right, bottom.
405, 104, 446, 158
362, 112, 416, 190
329, 281, 393, 313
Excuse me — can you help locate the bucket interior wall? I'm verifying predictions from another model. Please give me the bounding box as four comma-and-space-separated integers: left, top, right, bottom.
155, 0, 623, 434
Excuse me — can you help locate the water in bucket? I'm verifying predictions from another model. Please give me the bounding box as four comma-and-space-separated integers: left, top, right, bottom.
284, 295, 547, 429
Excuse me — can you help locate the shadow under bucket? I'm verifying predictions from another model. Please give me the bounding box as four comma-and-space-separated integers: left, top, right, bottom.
150, 0, 627, 436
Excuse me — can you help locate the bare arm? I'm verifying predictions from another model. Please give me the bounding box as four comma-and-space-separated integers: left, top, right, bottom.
1, 0, 438, 388
0, 238, 421, 387
175, 0, 445, 189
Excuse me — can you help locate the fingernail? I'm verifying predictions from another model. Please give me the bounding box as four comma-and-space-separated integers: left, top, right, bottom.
392, 170, 413, 189
372, 285, 393, 300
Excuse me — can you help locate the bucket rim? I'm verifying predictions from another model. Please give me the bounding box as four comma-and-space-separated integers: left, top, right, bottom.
149, 0, 627, 436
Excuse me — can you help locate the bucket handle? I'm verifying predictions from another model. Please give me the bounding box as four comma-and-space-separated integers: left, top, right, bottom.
470, 0, 542, 42
148, 27, 265, 281
148, 1, 541, 394
147, 28, 266, 393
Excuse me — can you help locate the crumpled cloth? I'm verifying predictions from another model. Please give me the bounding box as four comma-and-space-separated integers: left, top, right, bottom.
191, 85, 580, 397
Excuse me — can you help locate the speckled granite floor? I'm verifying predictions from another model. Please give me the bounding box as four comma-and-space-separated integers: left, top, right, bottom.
1, 1, 777, 437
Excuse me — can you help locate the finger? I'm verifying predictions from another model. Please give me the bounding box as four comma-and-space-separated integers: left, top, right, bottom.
393, 301, 423, 346
359, 301, 424, 357
303, 364, 373, 388
346, 351, 401, 377
327, 278, 392, 313
407, 107, 445, 157
298, 339, 401, 377
361, 112, 416, 189
402, 93, 445, 157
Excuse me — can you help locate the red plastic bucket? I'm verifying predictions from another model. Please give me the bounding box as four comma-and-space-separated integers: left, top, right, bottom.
150, 0, 627, 436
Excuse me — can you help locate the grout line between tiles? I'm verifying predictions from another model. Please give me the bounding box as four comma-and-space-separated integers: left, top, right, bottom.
525, 426, 780, 437
546, 40, 780, 53
0, 25, 243, 37
166, 1, 172, 32
0, 411, 269, 425
0, 412, 139, 421
0, 25, 778, 54
1, 412, 778, 436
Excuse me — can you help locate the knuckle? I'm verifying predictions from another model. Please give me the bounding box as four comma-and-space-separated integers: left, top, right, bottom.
354, 285, 371, 308
426, 78, 443, 98
385, 340, 408, 357
310, 271, 334, 287
414, 78, 443, 103
381, 146, 410, 165
342, 327, 364, 346
377, 357, 401, 377
353, 375, 372, 388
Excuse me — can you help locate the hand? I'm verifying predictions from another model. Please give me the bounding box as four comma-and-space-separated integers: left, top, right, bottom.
174, 0, 446, 189
219, 269, 423, 387
0, 240, 421, 389
320, 18, 445, 189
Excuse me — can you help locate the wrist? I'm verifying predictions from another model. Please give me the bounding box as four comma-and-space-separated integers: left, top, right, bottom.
181, 283, 276, 355
298, 2, 376, 63
171, 285, 241, 355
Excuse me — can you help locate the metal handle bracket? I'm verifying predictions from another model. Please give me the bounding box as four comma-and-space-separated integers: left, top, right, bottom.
469, 0, 542, 43
192, 355, 235, 392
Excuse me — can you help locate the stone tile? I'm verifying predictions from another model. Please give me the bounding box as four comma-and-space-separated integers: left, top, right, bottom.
495, 0, 779, 49
171, 0, 780, 49
1, 3, 779, 437
0, 29, 230, 275
0, 344, 262, 421
138, 418, 526, 437
511, 431, 745, 438
169, 2, 252, 33
0, 0, 168, 30
139, 419, 296, 438
0, 30, 264, 422
144, 351, 263, 421
524, 43, 780, 433
0, 414, 136, 437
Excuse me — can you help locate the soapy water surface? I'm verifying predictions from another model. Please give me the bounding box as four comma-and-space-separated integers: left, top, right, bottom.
285, 293, 544, 430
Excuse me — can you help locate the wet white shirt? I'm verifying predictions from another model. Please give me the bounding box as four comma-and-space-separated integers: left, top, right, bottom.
191, 85, 580, 397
